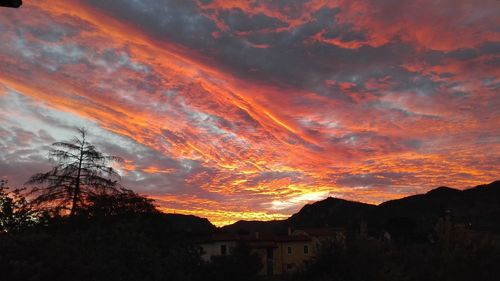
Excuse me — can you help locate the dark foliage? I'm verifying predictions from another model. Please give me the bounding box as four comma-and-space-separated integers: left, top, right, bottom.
0, 214, 207, 281
0, 0, 22, 8
292, 237, 385, 281
0, 179, 44, 233
202, 242, 262, 281
26, 128, 123, 216
293, 223, 500, 281
81, 188, 159, 217
0, 183, 226, 281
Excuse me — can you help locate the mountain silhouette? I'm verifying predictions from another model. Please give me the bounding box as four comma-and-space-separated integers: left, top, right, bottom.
221, 197, 375, 234
161, 214, 216, 234
221, 180, 500, 237
288, 197, 375, 228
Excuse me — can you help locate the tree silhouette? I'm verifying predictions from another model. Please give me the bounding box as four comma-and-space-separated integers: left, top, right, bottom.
0, 0, 22, 8
82, 189, 159, 217
26, 128, 123, 216
0, 179, 41, 232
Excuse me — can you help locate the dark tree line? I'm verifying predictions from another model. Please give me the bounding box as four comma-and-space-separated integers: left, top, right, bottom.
0, 179, 43, 233
290, 221, 500, 281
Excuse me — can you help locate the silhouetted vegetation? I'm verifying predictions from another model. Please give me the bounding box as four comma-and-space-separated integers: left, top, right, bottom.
202, 242, 262, 281
0, 188, 257, 281
0, 0, 22, 8
0, 179, 44, 233
291, 219, 500, 281
81, 189, 159, 217
0, 212, 206, 281
26, 128, 124, 216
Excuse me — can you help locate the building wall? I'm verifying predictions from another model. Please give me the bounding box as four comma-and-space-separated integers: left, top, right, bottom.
198, 232, 343, 276
200, 241, 237, 261
276, 241, 316, 274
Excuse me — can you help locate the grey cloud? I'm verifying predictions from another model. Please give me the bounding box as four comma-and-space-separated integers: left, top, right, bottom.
337, 172, 414, 188
331, 131, 425, 155
94, 135, 224, 198
85, 0, 482, 114
87, 0, 216, 51
85, 1, 419, 95
244, 171, 305, 187
218, 9, 287, 32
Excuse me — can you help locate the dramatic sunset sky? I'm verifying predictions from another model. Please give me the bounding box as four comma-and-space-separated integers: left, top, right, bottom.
0, 0, 499, 225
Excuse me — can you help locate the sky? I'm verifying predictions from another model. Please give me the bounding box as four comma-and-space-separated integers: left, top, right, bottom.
0, 0, 499, 226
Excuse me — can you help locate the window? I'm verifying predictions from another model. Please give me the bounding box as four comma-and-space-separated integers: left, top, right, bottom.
287, 246, 292, 254
286, 263, 294, 270
221, 244, 227, 255
304, 245, 309, 254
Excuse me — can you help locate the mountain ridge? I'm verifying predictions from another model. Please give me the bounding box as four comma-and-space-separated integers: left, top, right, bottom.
219, 180, 500, 235
157, 180, 500, 236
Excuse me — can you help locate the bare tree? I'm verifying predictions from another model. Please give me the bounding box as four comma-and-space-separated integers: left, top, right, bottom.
26, 128, 123, 216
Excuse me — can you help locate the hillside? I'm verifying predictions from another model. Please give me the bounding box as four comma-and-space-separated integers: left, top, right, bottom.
287, 197, 375, 228
160, 213, 216, 234
222, 180, 500, 238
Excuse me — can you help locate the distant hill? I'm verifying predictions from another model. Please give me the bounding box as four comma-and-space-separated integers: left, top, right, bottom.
222, 180, 500, 238
220, 219, 288, 235
160, 214, 216, 235
460, 181, 500, 231
375, 181, 500, 227
288, 197, 375, 228
222, 197, 375, 234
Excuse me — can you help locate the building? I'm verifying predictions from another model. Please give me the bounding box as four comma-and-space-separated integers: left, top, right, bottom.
198, 227, 345, 276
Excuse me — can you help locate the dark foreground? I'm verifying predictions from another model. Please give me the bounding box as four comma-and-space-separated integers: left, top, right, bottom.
1, 181, 500, 281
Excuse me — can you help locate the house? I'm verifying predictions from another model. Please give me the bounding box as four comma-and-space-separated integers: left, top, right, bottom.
198, 227, 345, 276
